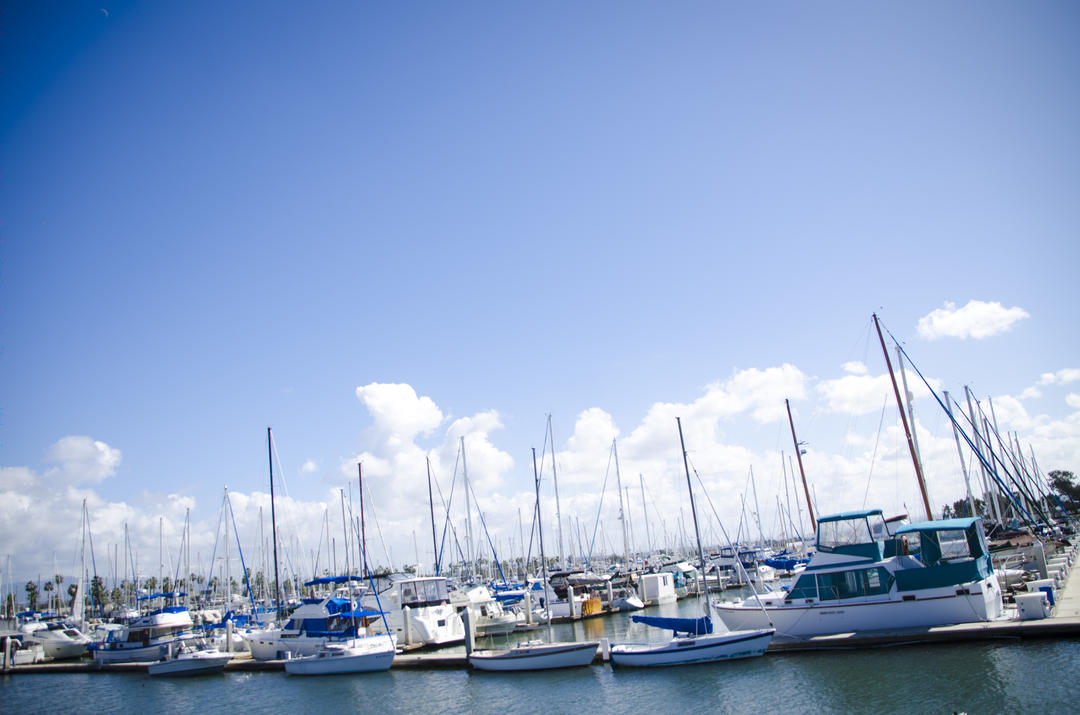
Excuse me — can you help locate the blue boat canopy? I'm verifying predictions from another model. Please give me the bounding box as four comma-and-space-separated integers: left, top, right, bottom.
894, 517, 981, 534
817, 509, 883, 524
137, 591, 186, 601
631, 615, 713, 637
304, 575, 366, 586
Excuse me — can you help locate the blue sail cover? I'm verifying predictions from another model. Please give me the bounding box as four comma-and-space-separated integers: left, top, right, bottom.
631, 615, 713, 636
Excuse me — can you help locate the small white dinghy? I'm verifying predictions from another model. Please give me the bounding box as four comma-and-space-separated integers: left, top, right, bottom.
468, 639, 599, 671
284, 634, 396, 676
610, 615, 773, 667
148, 644, 232, 677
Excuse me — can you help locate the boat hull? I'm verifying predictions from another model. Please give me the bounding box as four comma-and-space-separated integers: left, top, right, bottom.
714, 575, 1003, 638
468, 641, 599, 671
610, 629, 774, 667
148, 651, 232, 677
284, 638, 396, 675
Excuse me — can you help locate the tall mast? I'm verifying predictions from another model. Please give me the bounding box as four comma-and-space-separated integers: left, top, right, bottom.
896, 345, 927, 488
612, 439, 630, 571
548, 415, 565, 570
531, 447, 552, 631
965, 387, 999, 524
268, 427, 283, 623
873, 313, 933, 521
944, 391, 978, 517
224, 487, 231, 603
358, 463, 367, 578
785, 399, 816, 532
426, 456, 438, 577
676, 417, 709, 616
460, 436, 473, 580
639, 475, 651, 558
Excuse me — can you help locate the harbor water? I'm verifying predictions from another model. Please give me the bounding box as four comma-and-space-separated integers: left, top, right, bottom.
3, 595, 1079, 713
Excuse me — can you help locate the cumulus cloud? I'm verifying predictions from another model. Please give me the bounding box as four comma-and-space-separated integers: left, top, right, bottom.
355, 383, 443, 443
6, 361, 1080, 585
916, 300, 1029, 340
842, 361, 869, 375
44, 436, 122, 484
300, 460, 318, 474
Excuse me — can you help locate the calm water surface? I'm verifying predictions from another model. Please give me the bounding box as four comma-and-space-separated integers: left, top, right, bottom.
4, 598, 1079, 714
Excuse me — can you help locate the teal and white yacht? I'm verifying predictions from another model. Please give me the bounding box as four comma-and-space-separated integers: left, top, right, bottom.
713, 510, 1005, 639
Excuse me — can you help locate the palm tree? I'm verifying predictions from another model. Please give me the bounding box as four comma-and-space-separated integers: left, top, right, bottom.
25, 581, 39, 611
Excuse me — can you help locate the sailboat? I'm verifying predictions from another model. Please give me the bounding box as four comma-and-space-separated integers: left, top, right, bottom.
610, 418, 774, 667
467, 447, 599, 672
284, 484, 396, 675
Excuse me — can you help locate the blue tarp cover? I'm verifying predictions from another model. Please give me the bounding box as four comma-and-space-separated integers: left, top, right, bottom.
304, 575, 366, 586
894, 517, 981, 534
631, 615, 713, 636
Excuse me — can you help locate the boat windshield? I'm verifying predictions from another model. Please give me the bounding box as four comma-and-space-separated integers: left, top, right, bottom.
818, 516, 877, 551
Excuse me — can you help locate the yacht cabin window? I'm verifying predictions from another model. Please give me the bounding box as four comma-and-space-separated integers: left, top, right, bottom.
818, 515, 885, 551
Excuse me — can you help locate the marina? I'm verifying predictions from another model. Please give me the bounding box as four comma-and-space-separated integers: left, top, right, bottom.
5, 543, 1079, 675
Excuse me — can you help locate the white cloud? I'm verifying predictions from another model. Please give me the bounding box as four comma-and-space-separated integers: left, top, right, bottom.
916, 300, 1029, 340
44, 436, 122, 484
355, 383, 443, 443
842, 361, 869, 375
300, 460, 318, 474
6, 362, 1080, 586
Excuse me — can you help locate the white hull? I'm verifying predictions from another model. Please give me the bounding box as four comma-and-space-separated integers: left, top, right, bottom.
148, 649, 232, 677
468, 641, 599, 671
715, 575, 1003, 638
284, 637, 396, 675
246, 632, 353, 661
610, 629, 773, 667
93, 635, 195, 664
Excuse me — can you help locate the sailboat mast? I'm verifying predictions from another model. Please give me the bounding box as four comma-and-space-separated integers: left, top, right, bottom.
639, 475, 651, 557
532, 447, 552, 630
461, 436, 473, 579
358, 463, 367, 578
268, 427, 283, 623
612, 439, 630, 571
548, 415, 565, 570
676, 417, 709, 614
785, 399, 817, 532
427, 456, 438, 577
873, 313, 933, 521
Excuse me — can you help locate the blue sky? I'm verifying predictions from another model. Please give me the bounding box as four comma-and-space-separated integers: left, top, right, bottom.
2, 2, 1079, 584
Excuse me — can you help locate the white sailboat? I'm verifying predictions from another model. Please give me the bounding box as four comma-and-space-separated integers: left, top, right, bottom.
610, 418, 775, 667
284, 485, 397, 675
467, 447, 598, 672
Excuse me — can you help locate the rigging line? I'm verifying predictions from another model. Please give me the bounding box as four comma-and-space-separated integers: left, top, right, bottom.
862, 395, 890, 509
202, 491, 228, 598
464, 472, 509, 586
270, 437, 310, 581
586, 442, 617, 569
883, 323, 1040, 527
685, 455, 773, 626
